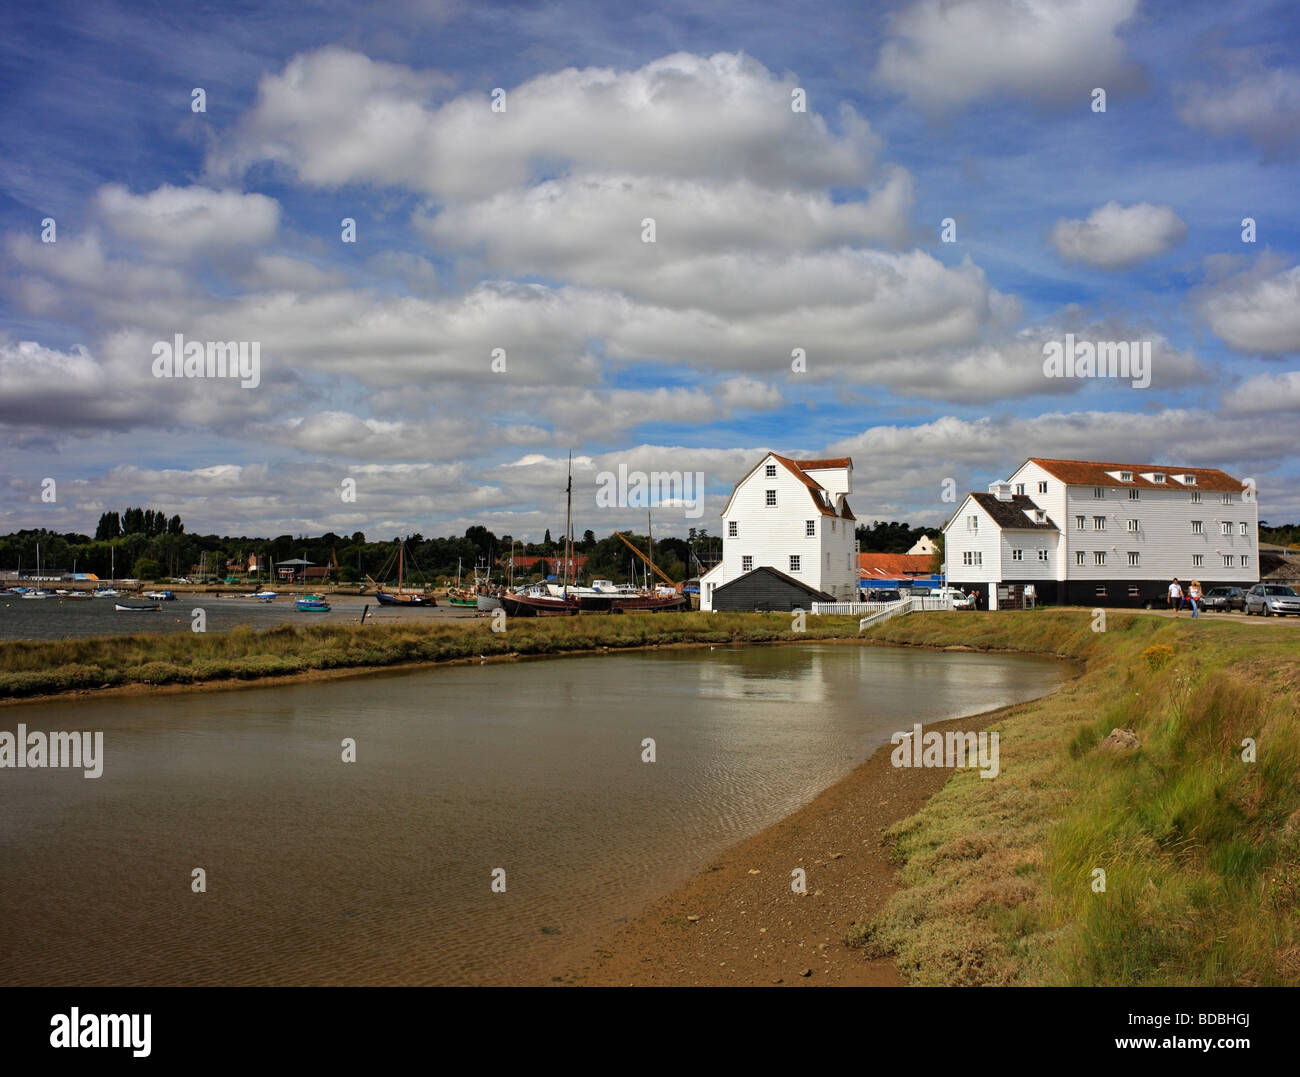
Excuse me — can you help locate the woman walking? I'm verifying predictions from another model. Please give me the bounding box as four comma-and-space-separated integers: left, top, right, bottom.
1188, 579, 1202, 619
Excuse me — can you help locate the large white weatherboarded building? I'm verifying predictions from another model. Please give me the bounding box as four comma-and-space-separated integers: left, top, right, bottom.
700, 454, 858, 611
944, 458, 1259, 609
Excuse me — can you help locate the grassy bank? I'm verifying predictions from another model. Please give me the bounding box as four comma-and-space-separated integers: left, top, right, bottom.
850, 609, 1300, 986
0, 612, 862, 700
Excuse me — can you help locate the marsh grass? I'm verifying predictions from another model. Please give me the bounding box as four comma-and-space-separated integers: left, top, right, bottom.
850, 610, 1300, 985
0, 612, 862, 699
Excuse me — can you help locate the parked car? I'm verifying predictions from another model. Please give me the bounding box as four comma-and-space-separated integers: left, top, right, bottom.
1244, 584, 1300, 617
863, 588, 903, 603
1201, 586, 1245, 612
933, 586, 974, 609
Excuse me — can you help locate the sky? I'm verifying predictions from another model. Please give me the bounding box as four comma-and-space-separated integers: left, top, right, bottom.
1, 0, 1298, 543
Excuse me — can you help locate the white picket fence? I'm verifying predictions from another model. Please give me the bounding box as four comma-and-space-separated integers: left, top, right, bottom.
810, 595, 955, 617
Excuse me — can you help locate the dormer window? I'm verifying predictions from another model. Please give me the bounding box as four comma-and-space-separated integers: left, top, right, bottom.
1152, 473, 1165, 483
1184, 475, 1196, 485
1120, 471, 1133, 482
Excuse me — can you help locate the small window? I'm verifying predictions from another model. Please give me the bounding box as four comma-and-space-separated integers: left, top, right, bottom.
1242, 555, 1249, 568
1038, 549, 1049, 561
805, 520, 815, 537
967, 515, 979, 531
1015, 483, 1025, 495
1127, 519, 1139, 532
1191, 520, 1202, 535
1239, 522, 1248, 536
789, 555, 801, 573
1095, 585, 1108, 598
1128, 585, 1141, 597
742, 555, 753, 572
1094, 486, 1105, 498
1128, 489, 1140, 500
1128, 552, 1139, 567
1193, 554, 1203, 568
1191, 491, 1201, 504
1094, 552, 1106, 566
1152, 473, 1165, 483
1221, 522, 1232, 536
1038, 481, 1048, 494
1185, 475, 1196, 485
1223, 492, 1233, 504
1093, 516, 1106, 531
765, 490, 776, 506
1012, 549, 1023, 561
825, 552, 830, 568
728, 521, 738, 538
1075, 551, 1086, 566
1075, 515, 1086, 530
1222, 554, 1232, 568
765, 464, 776, 478
1120, 471, 1133, 482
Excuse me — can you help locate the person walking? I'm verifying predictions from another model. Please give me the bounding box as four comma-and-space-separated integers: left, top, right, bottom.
1168, 577, 1183, 618
1188, 580, 1202, 619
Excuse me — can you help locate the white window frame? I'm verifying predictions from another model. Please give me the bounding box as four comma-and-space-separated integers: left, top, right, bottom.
1094, 551, 1106, 566
728, 520, 738, 538
789, 555, 801, 573
805, 520, 815, 537
765, 489, 776, 507
742, 555, 753, 572
1128, 552, 1140, 567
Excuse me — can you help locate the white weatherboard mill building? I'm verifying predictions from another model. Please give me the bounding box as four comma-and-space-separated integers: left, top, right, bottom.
943, 458, 1259, 609
700, 454, 859, 611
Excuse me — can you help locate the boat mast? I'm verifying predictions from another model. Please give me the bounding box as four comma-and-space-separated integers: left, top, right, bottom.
398, 538, 404, 593
647, 509, 653, 591
564, 451, 573, 594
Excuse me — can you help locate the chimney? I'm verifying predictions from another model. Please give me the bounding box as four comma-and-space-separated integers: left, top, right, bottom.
988, 480, 1013, 502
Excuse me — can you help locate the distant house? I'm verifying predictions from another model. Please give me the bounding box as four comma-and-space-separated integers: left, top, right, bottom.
907, 534, 940, 556
510, 554, 586, 577
858, 553, 936, 590
944, 457, 1259, 609
701, 453, 857, 611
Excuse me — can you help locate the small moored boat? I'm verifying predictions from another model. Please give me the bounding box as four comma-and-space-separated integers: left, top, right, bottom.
115, 601, 161, 612
295, 594, 330, 612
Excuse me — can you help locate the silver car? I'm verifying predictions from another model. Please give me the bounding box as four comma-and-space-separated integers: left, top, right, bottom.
1244, 584, 1300, 617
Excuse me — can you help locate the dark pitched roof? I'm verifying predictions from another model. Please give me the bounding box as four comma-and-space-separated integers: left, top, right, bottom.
712, 564, 834, 601
969, 493, 1059, 530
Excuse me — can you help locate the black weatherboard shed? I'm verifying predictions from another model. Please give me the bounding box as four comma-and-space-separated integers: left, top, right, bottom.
709, 566, 833, 612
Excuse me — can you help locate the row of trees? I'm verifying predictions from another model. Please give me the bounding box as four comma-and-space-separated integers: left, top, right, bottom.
0, 516, 726, 585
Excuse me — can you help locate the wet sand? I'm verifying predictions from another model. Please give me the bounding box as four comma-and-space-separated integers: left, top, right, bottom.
559, 705, 1035, 987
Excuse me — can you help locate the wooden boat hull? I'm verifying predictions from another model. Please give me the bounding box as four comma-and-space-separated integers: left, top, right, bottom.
611, 594, 688, 612
499, 593, 580, 617
115, 602, 161, 612
375, 591, 435, 607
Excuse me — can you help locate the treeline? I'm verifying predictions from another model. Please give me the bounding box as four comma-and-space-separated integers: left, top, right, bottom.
855, 520, 940, 553
1260, 522, 1300, 549
0, 515, 727, 585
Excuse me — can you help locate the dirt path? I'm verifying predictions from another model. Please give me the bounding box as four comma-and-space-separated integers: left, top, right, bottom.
560, 712, 987, 987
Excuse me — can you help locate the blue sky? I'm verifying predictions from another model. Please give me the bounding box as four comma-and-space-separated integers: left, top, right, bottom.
2, 0, 1298, 542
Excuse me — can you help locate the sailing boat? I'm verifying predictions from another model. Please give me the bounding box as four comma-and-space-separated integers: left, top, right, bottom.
447, 556, 477, 606
369, 537, 436, 606
475, 554, 503, 612
500, 455, 581, 617
93, 545, 121, 597
22, 543, 52, 598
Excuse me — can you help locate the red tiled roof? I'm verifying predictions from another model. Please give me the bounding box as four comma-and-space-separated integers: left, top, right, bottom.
1028, 458, 1247, 494
770, 454, 854, 519
858, 553, 934, 578
791, 458, 852, 471
510, 554, 586, 569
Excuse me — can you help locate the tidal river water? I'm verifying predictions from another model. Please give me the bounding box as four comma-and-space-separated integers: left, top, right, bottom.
0, 643, 1067, 985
